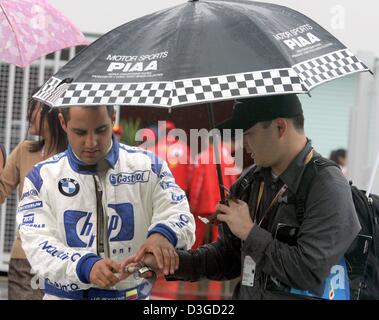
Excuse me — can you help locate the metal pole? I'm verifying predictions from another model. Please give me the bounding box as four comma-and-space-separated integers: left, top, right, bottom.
4, 65, 15, 154
0, 64, 16, 262
53, 50, 61, 73
38, 56, 46, 86
366, 58, 379, 196
114, 105, 120, 127
347, 52, 375, 189
20, 65, 30, 140
366, 148, 379, 197
69, 47, 76, 61
207, 103, 226, 204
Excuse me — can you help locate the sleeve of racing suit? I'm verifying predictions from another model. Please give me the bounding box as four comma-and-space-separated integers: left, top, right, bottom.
147, 161, 195, 249
18, 171, 100, 289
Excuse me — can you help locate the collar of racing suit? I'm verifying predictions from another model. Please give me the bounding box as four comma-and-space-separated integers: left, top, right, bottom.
67, 134, 119, 174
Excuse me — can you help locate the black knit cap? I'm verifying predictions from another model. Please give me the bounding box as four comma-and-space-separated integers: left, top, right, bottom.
217, 94, 303, 132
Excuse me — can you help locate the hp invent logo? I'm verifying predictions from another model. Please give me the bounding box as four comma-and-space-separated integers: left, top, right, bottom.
64, 203, 135, 248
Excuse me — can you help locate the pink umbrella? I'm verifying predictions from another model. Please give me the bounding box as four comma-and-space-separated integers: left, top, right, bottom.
0, 0, 89, 68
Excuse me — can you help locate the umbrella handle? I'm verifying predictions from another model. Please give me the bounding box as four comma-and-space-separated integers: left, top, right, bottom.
207, 103, 227, 205
214, 135, 228, 205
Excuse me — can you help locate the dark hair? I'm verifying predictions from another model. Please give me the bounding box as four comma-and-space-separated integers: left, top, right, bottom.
27, 87, 68, 154
261, 120, 272, 129
261, 114, 305, 131
291, 114, 305, 131
59, 106, 115, 123
330, 149, 347, 165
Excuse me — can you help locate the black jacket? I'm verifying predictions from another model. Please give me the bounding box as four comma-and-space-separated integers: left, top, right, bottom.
168, 142, 361, 300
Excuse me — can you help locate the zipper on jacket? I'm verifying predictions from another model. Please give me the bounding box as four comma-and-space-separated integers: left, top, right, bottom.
93, 175, 110, 258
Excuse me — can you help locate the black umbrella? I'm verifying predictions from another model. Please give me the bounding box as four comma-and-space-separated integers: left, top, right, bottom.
34, 0, 371, 202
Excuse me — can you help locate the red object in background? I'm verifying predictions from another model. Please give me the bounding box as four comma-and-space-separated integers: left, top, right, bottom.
139, 123, 194, 300
139, 123, 239, 300
151, 277, 180, 300
182, 143, 238, 301
141, 135, 193, 193
160, 140, 193, 194
140, 122, 194, 194
152, 277, 225, 300
112, 125, 122, 135
189, 143, 239, 249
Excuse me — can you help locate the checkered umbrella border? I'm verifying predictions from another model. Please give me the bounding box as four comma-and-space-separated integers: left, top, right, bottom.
34, 49, 369, 108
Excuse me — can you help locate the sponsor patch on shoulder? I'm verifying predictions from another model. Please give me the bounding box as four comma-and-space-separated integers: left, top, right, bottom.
22, 213, 35, 224
159, 171, 174, 179
20, 189, 38, 200
18, 201, 43, 212
21, 213, 45, 229
160, 181, 180, 190
170, 192, 187, 204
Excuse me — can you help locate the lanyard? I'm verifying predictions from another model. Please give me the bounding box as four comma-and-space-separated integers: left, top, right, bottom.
254, 149, 314, 227
254, 182, 288, 227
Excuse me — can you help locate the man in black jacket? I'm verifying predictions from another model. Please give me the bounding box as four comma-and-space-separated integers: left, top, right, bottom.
122, 94, 361, 300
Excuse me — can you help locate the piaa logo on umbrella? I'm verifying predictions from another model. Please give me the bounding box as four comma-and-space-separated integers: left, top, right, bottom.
273, 24, 321, 51
106, 51, 168, 73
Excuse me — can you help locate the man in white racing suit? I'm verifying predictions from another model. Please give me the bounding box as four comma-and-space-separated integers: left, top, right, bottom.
17, 105, 195, 300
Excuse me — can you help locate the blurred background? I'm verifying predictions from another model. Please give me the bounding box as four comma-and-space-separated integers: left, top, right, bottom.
1, 0, 378, 299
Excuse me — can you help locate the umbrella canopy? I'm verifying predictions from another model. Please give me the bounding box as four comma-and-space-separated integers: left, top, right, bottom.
0, 0, 89, 68
34, 0, 369, 108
